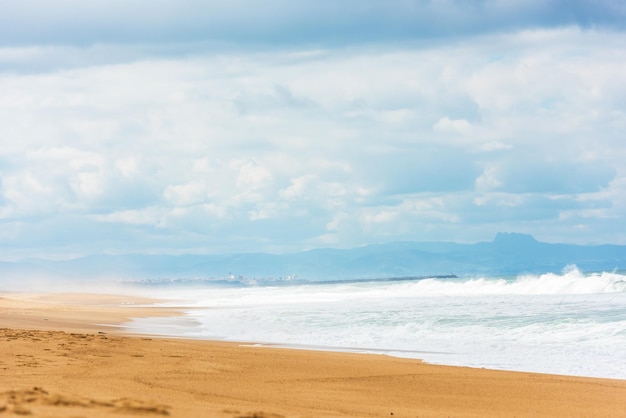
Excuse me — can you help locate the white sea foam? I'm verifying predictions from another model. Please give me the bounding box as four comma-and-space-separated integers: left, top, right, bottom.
125, 268, 626, 380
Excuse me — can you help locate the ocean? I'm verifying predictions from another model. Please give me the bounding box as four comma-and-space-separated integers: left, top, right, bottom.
125, 266, 626, 380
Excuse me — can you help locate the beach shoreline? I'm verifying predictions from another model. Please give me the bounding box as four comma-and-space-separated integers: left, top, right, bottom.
2, 292, 626, 417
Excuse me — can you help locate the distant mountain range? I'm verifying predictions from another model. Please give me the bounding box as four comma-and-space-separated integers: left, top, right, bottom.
2, 233, 626, 286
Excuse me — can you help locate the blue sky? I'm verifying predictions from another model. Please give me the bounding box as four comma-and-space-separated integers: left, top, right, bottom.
1, 0, 626, 258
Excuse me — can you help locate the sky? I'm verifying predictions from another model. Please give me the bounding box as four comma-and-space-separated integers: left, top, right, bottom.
1, 0, 626, 259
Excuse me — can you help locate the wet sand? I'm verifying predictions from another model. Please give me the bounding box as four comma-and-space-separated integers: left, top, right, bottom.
2, 292, 626, 417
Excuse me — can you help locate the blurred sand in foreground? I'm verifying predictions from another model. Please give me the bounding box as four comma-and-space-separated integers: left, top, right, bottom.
1, 292, 626, 417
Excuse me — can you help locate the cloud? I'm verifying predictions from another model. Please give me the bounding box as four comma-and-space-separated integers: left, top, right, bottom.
1, 0, 626, 49
433, 117, 473, 134
495, 159, 616, 194
1, 25, 626, 257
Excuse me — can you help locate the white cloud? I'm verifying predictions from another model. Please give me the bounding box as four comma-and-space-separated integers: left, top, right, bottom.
481, 141, 513, 152
2, 26, 626, 256
115, 157, 141, 178
475, 166, 503, 192
233, 159, 273, 196
279, 175, 316, 200
433, 117, 473, 134
93, 206, 165, 226
163, 181, 207, 207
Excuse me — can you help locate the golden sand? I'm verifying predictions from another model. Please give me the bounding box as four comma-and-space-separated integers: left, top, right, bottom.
1, 293, 626, 417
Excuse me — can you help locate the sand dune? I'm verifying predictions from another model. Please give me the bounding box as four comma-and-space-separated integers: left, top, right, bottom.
2, 293, 626, 417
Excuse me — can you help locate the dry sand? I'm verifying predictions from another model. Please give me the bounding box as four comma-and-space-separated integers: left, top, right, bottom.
1, 293, 626, 417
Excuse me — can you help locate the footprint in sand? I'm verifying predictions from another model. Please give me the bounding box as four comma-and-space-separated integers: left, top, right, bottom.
0, 387, 170, 416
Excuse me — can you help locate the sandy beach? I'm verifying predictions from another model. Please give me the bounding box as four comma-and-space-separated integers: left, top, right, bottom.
2, 293, 626, 417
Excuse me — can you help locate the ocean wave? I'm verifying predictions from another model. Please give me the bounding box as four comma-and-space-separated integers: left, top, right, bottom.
139, 267, 626, 310
394, 267, 626, 297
